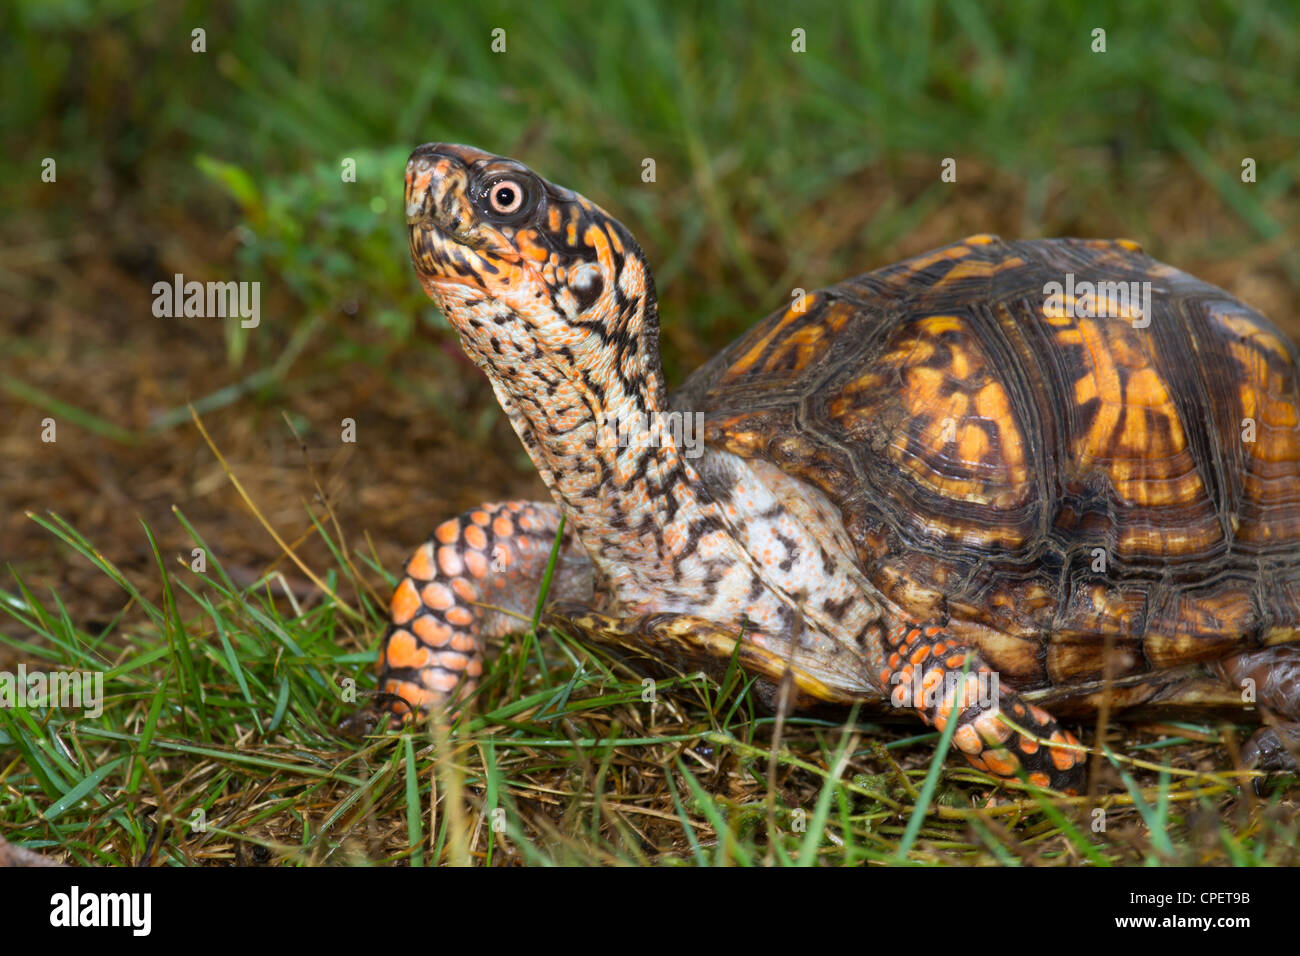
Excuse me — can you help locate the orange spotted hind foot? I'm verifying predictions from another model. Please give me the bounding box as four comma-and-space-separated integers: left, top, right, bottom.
882, 624, 1085, 793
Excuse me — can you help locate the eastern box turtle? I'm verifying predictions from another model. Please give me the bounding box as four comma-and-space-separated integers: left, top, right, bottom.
374, 143, 1300, 793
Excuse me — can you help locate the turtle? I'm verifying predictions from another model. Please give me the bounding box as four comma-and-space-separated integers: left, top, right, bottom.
372, 142, 1300, 794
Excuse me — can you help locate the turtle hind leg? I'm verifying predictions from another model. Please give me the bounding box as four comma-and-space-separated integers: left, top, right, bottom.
881, 623, 1086, 794
1216, 645, 1300, 774
369, 501, 591, 728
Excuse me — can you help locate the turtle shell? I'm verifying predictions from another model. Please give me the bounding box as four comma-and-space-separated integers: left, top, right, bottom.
674, 236, 1300, 695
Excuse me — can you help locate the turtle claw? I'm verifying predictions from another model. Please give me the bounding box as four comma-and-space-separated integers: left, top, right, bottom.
1243, 727, 1297, 772
337, 705, 383, 741
1242, 722, 1300, 795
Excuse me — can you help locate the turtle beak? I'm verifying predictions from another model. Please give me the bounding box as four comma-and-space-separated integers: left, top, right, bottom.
405, 148, 452, 226
404, 198, 428, 225
405, 142, 501, 227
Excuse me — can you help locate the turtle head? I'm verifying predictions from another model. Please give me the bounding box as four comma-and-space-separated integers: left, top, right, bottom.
404, 143, 658, 384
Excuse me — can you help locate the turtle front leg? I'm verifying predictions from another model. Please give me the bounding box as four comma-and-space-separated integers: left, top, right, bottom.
374, 500, 591, 725
881, 624, 1086, 794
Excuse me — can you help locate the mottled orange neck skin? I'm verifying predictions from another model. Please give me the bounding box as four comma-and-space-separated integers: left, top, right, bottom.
404, 143, 889, 672
406, 144, 725, 612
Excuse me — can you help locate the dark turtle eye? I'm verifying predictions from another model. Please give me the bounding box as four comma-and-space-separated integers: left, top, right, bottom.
487, 178, 526, 216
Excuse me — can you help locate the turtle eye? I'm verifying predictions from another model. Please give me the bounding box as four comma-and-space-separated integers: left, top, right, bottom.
485, 178, 527, 217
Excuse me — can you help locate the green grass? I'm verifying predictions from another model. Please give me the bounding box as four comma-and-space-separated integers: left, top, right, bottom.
2, 0, 1298, 864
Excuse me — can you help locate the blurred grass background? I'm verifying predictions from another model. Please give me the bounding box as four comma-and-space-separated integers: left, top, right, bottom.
0, 0, 1298, 865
